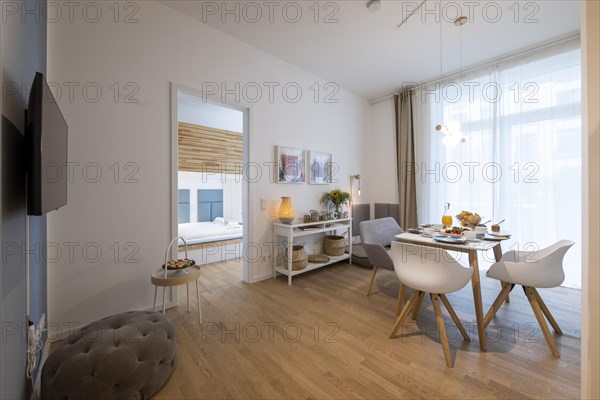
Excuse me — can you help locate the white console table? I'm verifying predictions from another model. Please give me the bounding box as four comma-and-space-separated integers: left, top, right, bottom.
272, 218, 352, 285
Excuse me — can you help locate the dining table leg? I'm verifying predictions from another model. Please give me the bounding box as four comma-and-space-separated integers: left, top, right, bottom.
469, 250, 487, 351
493, 244, 509, 303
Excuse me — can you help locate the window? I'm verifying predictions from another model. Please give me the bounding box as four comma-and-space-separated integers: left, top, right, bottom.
413, 40, 581, 288
178, 189, 190, 224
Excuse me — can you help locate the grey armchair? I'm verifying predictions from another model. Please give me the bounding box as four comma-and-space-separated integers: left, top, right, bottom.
359, 217, 404, 297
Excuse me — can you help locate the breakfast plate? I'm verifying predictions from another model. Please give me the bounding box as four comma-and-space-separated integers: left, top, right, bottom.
439, 226, 466, 237
433, 234, 468, 244
488, 231, 511, 237
484, 234, 510, 241
441, 232, 464, 238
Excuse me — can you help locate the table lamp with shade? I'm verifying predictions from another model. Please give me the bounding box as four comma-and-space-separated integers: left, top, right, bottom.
278, 196, 295, 224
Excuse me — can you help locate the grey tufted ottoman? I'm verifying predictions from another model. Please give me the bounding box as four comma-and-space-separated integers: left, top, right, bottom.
42, 311, 178, 400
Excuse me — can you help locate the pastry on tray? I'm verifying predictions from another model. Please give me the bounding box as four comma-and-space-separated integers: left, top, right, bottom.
455, 211, 481, 228
164, 258, 196, 270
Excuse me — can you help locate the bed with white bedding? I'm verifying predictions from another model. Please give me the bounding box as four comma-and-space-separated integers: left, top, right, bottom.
178, 219, 243, 246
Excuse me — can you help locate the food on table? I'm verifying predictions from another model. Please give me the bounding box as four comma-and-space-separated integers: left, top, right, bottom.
444, 226, 465, 235
464, 230, 478, 240
164, 258, 196, 270
442, 214, 453, 227
474, 225, 488, 236
455, 211, 482, 228
442, 202, 452, 227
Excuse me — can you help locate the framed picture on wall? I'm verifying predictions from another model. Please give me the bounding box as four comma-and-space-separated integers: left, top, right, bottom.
308, 151, 332, 184
276, 146, 305, 184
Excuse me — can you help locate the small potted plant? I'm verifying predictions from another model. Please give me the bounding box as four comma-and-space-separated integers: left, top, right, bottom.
320, 189, 351, 219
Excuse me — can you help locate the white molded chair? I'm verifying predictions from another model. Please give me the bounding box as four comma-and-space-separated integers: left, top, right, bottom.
389, 242, 472, 367
484, 240, 575, 357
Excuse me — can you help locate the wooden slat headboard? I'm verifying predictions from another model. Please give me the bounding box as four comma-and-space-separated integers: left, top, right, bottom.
178, 122, 243, 174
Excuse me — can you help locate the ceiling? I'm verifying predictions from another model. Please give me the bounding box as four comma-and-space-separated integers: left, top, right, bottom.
178, 92, 244, 132
161, 0, 580, 100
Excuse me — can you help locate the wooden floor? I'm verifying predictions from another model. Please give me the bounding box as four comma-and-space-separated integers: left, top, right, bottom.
156, 259, 581, 399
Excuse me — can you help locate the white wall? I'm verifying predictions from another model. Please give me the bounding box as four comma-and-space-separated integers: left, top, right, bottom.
363, 98, 398, 212
581, 1, 600, 397
47, 1, 369, 331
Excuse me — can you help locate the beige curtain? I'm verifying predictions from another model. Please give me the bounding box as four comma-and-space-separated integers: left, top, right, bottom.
395, 91, 418, 229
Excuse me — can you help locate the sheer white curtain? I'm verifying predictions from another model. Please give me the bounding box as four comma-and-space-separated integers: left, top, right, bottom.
413, 40, 582, 288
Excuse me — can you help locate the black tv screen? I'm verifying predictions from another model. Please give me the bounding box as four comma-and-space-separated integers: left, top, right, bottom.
26, 72, 68, 216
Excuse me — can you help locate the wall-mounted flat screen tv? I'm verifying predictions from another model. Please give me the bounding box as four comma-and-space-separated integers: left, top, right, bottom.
26, 72, 68, 216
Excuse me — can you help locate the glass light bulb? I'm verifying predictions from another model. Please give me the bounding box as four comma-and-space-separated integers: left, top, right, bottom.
447, 120, 461, 133
442, 133, 461, 148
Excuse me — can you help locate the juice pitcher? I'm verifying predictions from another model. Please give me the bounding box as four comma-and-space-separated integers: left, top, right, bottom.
442, 202, 452, 227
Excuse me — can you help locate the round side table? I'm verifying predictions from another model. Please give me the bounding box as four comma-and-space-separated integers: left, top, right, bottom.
151, 266, 202, 323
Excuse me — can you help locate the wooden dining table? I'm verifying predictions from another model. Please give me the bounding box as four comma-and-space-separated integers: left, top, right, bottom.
394, 232, 505, 351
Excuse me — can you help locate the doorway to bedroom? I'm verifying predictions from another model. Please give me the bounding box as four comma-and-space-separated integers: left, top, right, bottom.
172, 88, 249, 282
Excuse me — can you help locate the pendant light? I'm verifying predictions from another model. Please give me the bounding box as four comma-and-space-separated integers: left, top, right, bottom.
436, 15, 468, 147
366, 0, 381, 13
351, 174, 362, 196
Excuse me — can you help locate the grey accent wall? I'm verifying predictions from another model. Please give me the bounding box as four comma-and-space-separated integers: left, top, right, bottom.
1, 1, 48, 398
374, 203, 401, 226
351, 204, 370, 235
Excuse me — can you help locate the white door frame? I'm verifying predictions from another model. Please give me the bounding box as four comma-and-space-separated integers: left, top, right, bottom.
170, 83, 253, 283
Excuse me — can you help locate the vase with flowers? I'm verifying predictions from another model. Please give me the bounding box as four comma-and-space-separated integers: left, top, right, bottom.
320, 189, 351, 219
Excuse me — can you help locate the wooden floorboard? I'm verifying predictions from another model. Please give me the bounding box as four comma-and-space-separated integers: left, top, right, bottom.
156, 259, 581, 399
